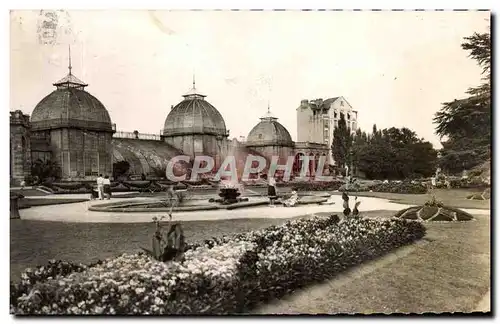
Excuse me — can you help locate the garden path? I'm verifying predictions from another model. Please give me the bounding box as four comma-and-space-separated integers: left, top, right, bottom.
18, 195, 410, 223
19, 194, 489, 223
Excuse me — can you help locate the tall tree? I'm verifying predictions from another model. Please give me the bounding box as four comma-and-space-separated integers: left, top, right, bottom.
353, 126, 437, 180
434, 32, 491, 173
332, 113, 353, 172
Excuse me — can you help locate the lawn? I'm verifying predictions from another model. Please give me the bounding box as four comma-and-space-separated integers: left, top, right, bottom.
10, 216, 300, 282
9, 210, 401, 282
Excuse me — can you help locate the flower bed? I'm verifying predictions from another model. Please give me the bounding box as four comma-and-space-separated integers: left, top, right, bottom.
11, 216, 425, 315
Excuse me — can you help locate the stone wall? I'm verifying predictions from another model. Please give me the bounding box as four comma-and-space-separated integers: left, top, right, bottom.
10, 111, 32, 185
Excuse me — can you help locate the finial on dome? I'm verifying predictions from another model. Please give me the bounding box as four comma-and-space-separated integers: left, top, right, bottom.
183, 73, 206, 99
52, 46, 88, 90
260, 101, 278, 121
68, 45, 72, 75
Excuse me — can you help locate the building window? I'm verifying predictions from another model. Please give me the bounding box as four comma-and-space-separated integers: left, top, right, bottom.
258, 134, 262, 139
99, 152, 108, 176
92, 153, 99, 176
84, 132, 98, 151
98, 134, 107, 148
347, 113, 350, 120
62, 151, 70, 178
70, 151, 78, 177
84, 152, 98, 177
69, 131, 82, 149
32, 152, 51, 162
340, 101, 344, 106
334, 111, 337, 118
194, 139, 203, 153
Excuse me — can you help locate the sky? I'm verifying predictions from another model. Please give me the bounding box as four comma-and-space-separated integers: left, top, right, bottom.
10, 10, 490, 148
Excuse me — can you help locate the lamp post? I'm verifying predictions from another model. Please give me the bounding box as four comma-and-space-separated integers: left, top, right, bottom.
345, 135, 356, 190
215, 135, 223, 173
350, 132, 356, 178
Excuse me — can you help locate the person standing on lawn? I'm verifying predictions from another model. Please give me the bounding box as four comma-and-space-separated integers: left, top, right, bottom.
96, 174, 104, 200
268, 175, 277, 207
103, 175, 111, 200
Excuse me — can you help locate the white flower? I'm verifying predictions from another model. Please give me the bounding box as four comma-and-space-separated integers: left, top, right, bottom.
93, 306, 104, 314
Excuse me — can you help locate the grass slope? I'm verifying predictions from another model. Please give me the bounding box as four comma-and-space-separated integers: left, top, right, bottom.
10, 217, 297, 282
254, 213, 490, 314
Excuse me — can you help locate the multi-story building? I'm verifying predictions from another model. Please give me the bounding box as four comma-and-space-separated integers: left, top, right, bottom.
297, 97, 358, 166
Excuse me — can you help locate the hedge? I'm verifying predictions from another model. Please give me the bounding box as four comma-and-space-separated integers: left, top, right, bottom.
11, 216, 425, 315
38, 181, 189, 194
276, 180, 345, 192
369, 182, 428, 194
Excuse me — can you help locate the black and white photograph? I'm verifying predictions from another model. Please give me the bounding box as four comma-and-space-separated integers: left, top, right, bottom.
8, 8, 491, 315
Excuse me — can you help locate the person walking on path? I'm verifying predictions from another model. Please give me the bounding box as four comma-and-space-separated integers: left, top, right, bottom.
96, 174, 104, 200
444, 176, 451, 189
268, 175, 277, 207
103, 175, 111, 200
430, 176, 436, 189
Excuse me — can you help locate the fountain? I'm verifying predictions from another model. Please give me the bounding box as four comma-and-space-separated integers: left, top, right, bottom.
209, 178, 249, 205
218, 187, 241, 204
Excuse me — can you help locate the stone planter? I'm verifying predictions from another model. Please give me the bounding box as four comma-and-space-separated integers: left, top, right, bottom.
10, 193, 23, 219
